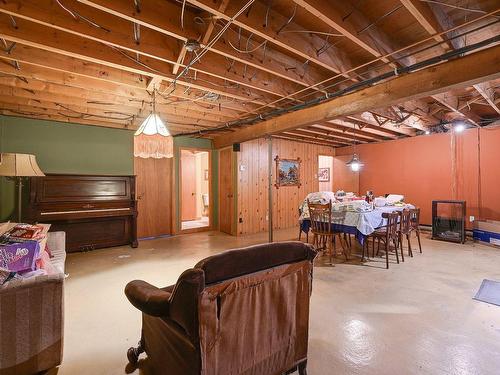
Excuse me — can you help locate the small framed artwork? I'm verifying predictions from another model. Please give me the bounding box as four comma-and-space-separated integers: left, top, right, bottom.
275, 156, 301, 188
318, 167, 330, 182
204, 169, 209, 180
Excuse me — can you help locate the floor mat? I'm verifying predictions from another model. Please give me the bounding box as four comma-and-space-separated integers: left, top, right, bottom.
473, 279, 500, 306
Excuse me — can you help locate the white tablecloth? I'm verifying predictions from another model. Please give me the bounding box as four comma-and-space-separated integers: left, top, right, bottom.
301, 205, 414, 236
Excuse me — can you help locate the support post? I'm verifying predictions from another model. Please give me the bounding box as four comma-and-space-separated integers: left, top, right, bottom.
268, 137, 273, 243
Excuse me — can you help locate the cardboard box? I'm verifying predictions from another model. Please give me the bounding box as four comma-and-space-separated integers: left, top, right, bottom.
473, 220, 500, 246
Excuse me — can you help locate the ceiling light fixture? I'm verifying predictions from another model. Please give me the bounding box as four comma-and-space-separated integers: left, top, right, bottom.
346, 153, 364, 172
134, 90, 173, 159
425, 130, 430, 135
454, 120, 466, 133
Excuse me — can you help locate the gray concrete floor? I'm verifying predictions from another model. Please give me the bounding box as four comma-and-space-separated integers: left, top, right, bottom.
52, 229, 500, 375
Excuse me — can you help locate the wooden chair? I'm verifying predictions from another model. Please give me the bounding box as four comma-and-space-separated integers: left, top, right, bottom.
409, 207, 423, 253
363, 212, 401, 269
298, 208, 309, 242
398, 209, 413, 257
307, 199, 348, 265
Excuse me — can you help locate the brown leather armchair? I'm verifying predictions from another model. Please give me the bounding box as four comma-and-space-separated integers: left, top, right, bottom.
125, 241, 317, 375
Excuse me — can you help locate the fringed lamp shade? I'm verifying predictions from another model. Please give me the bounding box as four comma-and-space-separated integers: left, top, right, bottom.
134, 113, 173, 159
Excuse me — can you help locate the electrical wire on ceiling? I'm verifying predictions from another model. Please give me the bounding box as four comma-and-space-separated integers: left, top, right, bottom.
158, 0, 257, 99
176, 33, 500, 137
420, 0, 499, 17
276, 4, 297, 34
55, 0, 110, 32
297, 18, 500, 103
241, 13, 500, 115
357, 4, 404, 35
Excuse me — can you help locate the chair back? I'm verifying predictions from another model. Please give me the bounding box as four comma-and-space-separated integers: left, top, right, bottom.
195, 242, 316, 375
382, 211, 399, 240
307, 199, 333, 235
399, 209, 412, 234
409, 207, 420, 230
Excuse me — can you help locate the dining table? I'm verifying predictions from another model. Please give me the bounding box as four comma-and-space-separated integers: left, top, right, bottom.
299, 204, 414, 245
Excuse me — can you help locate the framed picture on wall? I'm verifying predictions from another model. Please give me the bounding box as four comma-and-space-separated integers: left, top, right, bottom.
275, 156, 301, 188
318, 167, 330, 182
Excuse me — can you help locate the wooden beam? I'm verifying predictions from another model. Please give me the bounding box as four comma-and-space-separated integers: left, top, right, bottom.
272, 135, 335, 148
212, 45, 500, 148
473, 82, 500, 115
309, 122, 385, 141
284, 129, 351, 146
302, 125, 377, 143
186, 0, 355, 78
0, 13, 272, 109
78, 0, 332, 91
280, 132, 344, 147
0, 61, 232, 125
0, 43, 248, 116
292, 0, 410, 67
400, 0, 452, 50
431, 92, 481, 126
0, 0, 310, 102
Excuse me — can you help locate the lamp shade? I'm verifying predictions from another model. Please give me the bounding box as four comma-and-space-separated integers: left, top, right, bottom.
0, 153, 45, 177
134, 113, 170, 136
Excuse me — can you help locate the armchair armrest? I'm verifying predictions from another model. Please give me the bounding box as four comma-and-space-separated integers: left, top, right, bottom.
125, 280, 171, 317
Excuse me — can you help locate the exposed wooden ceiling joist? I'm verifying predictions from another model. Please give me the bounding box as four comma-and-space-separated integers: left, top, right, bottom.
0, 0, 316, 103
400, 0, 452, 51
431, 92, 481, 126
78, 0, 332, 91
473, 82, 500, 115
0, 13, 276, 111
212, 45, 500, 148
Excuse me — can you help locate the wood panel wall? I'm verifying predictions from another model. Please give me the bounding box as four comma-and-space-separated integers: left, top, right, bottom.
236, 138, 335, 235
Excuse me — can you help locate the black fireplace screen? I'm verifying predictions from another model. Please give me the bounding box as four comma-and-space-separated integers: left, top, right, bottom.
432, 200, 466, 243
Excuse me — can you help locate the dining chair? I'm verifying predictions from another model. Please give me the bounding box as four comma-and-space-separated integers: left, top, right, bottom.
363, 211, 401, 269
398, 209, 413, 257
409, 207, 423, 253
298, 208, 309, 243
307, 199, 348, 265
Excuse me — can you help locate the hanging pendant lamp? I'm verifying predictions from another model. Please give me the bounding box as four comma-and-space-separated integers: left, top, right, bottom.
134, 90, 174, 159
346, 125, 364, 172
346, 153, 364, 172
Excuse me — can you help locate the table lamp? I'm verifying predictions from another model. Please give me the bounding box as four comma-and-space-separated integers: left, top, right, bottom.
0, 153, 45, 222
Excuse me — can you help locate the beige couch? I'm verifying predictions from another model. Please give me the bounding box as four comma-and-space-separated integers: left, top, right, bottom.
0, 231, 66, 375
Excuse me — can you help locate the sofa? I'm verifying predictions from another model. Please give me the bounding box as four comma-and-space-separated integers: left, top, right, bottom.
0, 231, 66, 375
125, 241, 317, 375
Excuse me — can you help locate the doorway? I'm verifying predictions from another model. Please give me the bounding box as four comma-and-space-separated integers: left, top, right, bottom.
180, 149, 211, 231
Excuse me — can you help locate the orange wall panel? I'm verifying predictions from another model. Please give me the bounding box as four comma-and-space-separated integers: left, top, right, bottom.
335, 127, 500, 227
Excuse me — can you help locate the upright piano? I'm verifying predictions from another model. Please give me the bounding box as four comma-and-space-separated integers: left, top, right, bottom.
26, 174, 138, 253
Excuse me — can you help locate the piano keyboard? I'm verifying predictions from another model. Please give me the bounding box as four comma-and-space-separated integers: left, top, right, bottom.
40, 208, 131, 215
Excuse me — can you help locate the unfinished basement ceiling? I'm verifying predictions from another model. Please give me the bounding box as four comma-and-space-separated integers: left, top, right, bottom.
0, 0, 498, 145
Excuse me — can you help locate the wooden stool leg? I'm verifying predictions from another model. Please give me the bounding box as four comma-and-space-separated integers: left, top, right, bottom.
416, 230, 422, 253
385, 240, 389, 269
407, 233, 413, 257
394, 238, 400, 264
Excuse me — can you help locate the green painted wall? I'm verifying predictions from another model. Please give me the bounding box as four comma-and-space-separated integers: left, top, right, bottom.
0, 116, 134, 220
173, 136, 219, 231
